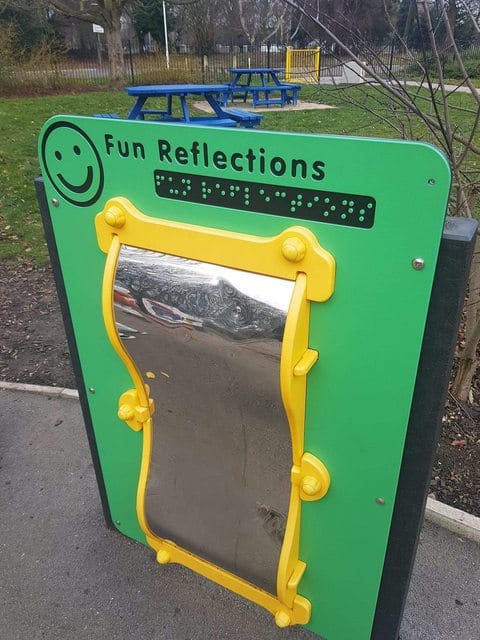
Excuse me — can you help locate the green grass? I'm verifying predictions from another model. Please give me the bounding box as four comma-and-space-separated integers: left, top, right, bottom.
0, 84, 478, 264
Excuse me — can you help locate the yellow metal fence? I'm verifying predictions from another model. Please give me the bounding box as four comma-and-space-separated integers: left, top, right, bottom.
285, 47, 321, 83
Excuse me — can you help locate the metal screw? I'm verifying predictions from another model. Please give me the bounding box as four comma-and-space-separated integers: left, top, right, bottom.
115, 520, 121, 525
428, 178, 436, 186
376, 497, 385, 506
412, 258, 425, 270
51, 198, 59, 207
88, 387, 95, 394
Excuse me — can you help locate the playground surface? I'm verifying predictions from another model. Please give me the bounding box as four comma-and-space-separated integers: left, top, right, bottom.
1, 387, 479, 640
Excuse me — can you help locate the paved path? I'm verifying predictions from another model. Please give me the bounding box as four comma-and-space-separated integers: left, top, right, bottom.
0, 388, 478, 639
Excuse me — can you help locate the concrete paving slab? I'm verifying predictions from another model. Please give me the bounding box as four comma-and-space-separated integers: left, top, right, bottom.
192, 100, 336, 113
0, 388, 478, 640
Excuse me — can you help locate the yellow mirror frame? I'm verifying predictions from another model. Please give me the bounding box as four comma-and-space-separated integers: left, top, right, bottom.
95, 197, 335, 627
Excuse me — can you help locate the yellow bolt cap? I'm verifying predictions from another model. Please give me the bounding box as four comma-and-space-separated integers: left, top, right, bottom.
118, 404, 135, 421
104, 207, 126, 228
156, 549, 171, 564
282, 237, 306, 263
302, 475, 321, 496
275, 611, 291, 628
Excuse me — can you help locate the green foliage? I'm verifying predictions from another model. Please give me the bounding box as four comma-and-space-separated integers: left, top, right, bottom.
131, 0, 176, 46
406, 49, 480, 80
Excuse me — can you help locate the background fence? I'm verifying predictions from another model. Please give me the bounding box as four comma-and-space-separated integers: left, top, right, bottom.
2, 38, 479, 94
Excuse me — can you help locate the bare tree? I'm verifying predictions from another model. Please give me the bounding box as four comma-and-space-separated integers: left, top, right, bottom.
234, 0, 291, 45
281, 0, 480, 403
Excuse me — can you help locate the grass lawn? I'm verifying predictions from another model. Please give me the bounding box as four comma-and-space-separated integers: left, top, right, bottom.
0, 84, 478, 264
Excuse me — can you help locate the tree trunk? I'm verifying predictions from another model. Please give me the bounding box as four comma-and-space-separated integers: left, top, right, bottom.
452, 232, 480, 402
105, 21, 126, 88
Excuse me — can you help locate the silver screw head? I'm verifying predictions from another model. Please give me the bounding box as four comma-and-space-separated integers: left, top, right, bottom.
51, 198, 59, 207
88, 387, 95, 394
376, 497, 385, 506
412, 258, 425, 270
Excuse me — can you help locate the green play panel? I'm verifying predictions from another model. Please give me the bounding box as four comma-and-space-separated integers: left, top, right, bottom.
38, 115, 450, 640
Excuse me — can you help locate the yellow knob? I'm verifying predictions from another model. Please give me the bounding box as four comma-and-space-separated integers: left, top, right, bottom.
156, 549, 171, 564
118, 404, 135, 421
104, 206, 126, 228
302, 475, 321, 496
282, 237, 306, 263
275, 611, 291, 628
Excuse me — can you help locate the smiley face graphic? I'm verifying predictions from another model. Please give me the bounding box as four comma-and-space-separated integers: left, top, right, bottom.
41, 121, 104, 207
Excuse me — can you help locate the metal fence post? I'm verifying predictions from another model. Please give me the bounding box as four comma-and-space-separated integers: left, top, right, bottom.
285, 46, 292, 81
127, 40, 135, 84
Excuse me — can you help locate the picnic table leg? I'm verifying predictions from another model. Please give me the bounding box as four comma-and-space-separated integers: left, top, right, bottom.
244, 73, 251, 103
180, 95, 190, 122
127, 96, 147, 120
205, 93, 225, 118
272, 72, 282, 87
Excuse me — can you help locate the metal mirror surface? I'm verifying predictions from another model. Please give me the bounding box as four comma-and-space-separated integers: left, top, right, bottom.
114, 245, 295, 594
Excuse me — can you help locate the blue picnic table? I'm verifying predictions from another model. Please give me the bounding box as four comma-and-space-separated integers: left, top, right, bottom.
123, 84, 263, 128
228, 68, 302, 108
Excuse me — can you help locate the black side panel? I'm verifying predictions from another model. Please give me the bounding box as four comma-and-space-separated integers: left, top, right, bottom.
371, 216, 478, 639
35, 177, 114, 529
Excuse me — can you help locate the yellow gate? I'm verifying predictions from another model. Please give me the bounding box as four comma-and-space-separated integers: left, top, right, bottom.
285, 47, 321, 82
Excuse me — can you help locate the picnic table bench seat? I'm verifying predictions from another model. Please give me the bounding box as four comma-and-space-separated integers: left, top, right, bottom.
229, 83, 302, 108
220, 108, 263, 127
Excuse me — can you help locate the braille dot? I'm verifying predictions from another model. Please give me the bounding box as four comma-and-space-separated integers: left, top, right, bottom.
168, 177, 173, 182
330, 205, 336, 211
235, 186, 240, 191
202, 194, 207, 199
291, 207, 296, 213
275, 191, 280, 197
313, 196, 319, 202
201, 181, 206, 186
323, 211, 329, 217
207, 188, 212, 194
174, 189, 179, 195
348, 208, 354, 214
181, 178, 186, 184
230, 192, 235, 197
259, 189, 265, 195
244, 187, 250, 192
324, 197, 330, 204
245, 200, 250, 206
359, 208, 365, 214
291, 200, 296, 206
359, 216, 365, 222
281, 192, 286, 198
73, 145, 81, 155
307, 202, 313, 208
342, 200, 347, 206
182, 191, 187, 196
265, 196, 271, 202
169, 189, 174, 194
367, 203, 373, 209
297, 201, 303, 207
349, 200, 354, 207
186, 179, 191, 184
297, 194, 303, 200
215, 183, 220, 189
55, 150, 62, 160
341, 213, 347, 219
221, 190, 226, 196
